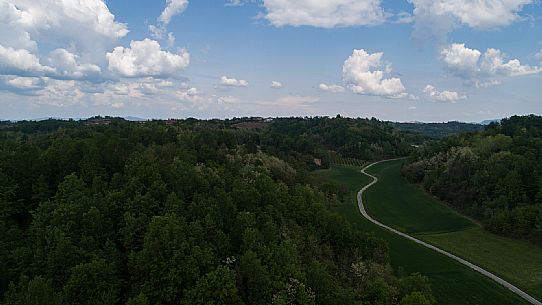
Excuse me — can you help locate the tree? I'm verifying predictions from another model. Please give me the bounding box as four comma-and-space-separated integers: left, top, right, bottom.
239, 250, 273, 305
126, 293, 149, 305
62, 259, 120, 305
271, 278, 315, 305
399, 291, 435, 305
2, 275, 61, 305
536, 202, 542, 232
181, 266, 244, 305
129, 214, 213, 304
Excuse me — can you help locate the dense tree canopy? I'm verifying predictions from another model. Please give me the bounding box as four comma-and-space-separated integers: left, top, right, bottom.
402, 115, 542, 244
0, 117, 433, 305
389, 121, 484, 139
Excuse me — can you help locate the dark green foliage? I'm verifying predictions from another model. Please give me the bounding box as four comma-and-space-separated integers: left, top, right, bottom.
0, 117, 432, 304
262, 117, 421, 164
62, 259, 121, 305
390, 121, 484, 139
403, 115, 542, 243
2, 276, 61, 305
181, 266, 243, 305
399, 292, 435, 305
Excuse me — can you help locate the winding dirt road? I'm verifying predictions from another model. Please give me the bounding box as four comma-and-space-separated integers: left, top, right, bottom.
357, 159, 541, 305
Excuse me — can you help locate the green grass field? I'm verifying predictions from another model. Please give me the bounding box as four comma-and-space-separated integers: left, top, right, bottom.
312, 164, 530, 305
364, 159, 542, 301
364, 160, 474, 234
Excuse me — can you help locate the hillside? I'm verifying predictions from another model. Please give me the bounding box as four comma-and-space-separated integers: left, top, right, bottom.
402, 115, 542, 244
0, 117, 434, 305
389, 121, 484, 139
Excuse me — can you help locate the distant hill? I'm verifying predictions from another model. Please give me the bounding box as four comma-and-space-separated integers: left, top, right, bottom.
480, 119, 501, 125
124, 116, 148, 121
389, 121, 484, 138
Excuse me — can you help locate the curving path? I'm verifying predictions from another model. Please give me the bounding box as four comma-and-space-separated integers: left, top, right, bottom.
357, 159, 542, 305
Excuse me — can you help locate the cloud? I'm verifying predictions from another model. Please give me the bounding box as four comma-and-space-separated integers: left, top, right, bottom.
149, 25, 166, 39
0, 0, 128, 54
151, 0, 187, 44
441, 43, 541, 84
0, 76, 46, 95
107, 39, 190, 78
271, 81, 283, 89
411, 0, 531, 30
440, 43, 481, 78
0, 45, 54, 76
394, 12, 414, 24
261, 0, 385, 28
423, 85, 465, 102
46, 49, 101, 80
226, 0, 245, 6
342, 49, 407, 98
37, 79, 86, 107
216, 95, 239, 104
167, 33, 176, 48
176, 87, 204, 102
257, 95, 319, 108
318, 83, 345, 93
409, 0, 532, 42
220, 76, 249, 87
480, 48, 540, 76
159, 0, 189, 25
0, 0, 128, 82
273, 95, 318, 107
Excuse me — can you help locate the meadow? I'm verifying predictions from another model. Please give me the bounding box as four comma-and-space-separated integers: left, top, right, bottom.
364, 159, 542, 301
312, 164, 530, 305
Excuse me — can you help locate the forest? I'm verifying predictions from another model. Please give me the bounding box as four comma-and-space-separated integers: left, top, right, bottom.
402, 115, 542, 244
0, 117, 435, 305
388, 121, 484, 139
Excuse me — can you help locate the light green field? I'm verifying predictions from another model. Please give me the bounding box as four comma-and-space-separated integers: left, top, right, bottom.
364, 160, 475, 234
312, 164, 529, 305
364, 159, 542, 301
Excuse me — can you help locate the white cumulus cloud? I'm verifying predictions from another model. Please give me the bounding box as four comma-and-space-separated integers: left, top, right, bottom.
441, 43, 541, 84
0, 0, 128, 84
46, 49, 101, 80
262, 0, 385, 28
423, 85, 465, 102
480, 48, 540, 77
440, 43, 481, 78
107, 39, 190, 78
0, 45, 54, 75
221, 76, 249, 87
318, 83, 345, 93
0, 0, 128, 54
342, 49, 407, 98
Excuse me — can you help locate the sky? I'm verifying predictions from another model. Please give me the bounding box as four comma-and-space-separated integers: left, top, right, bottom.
0, 0, 541, 122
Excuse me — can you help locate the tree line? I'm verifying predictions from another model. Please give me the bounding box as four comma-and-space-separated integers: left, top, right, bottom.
402, 115, 542, 244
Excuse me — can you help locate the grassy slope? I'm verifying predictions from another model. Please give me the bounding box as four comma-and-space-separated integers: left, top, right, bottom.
364, 159, 542, 301
312, 165, 529, 305
365, 161, 474, 234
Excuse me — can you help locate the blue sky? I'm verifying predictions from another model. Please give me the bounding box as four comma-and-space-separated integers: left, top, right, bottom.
0, 0, 541, 122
